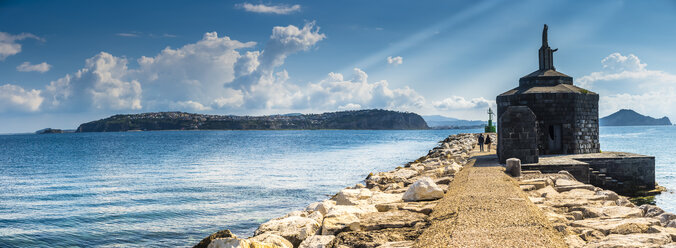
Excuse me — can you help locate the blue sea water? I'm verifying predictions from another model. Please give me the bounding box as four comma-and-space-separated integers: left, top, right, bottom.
0, 129, 472, 247
0, 127, 673, 247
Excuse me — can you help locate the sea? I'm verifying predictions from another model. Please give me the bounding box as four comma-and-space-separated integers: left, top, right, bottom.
0, 126, 673, 247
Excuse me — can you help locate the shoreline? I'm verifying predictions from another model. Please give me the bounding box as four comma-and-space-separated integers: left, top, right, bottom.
194, 132, 676, 248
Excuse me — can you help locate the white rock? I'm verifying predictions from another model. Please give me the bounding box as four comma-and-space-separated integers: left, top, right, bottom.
208, 237, 277, 248
584, 232, 672, 248
254, 216, 320, 246
595, 190, 620, 201
402, 177, 444, 202
335, 188, 372, 205
307, 200, 335, 216
249, 233, 293, 248
308, 210, 324, 225
298, 235, 335, 248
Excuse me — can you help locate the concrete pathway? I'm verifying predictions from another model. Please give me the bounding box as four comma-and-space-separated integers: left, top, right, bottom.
414, 149, 567, 248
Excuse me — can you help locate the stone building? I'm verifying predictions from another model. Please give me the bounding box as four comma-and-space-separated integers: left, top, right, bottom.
497, 25, 600, 163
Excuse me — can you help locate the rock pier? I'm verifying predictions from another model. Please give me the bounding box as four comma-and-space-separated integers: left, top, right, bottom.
195, 133, 674, 248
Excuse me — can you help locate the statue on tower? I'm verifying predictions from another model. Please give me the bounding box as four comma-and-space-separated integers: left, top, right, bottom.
539, 24, 557, 71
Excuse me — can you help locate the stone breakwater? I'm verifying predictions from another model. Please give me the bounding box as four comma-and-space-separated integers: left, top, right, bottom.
519, 171, 676, 247
195, 133, 483, 248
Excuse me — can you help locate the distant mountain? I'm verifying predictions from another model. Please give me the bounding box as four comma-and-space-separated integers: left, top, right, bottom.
600, 109, 672, 126
76, 109, 429, 132
422, 115, 484, 128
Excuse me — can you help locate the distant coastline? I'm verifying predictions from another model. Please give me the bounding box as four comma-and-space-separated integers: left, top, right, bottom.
601, 109, 672, 126
73, 109, 429, 132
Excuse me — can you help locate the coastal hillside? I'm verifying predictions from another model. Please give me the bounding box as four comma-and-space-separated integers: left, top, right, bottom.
76, 109, 429, 132
422, 115, 484, 128
600, 109, 672, 126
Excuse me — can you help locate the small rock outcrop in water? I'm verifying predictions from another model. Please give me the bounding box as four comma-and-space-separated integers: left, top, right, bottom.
76, 109, 429, 132
600, 109, 672, 126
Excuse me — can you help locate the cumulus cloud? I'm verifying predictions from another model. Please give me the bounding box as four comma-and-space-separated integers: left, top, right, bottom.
6, 22, 427, 115
387, 56, 403, 65
0, 32, 43, 60
579, 53, 676, 119
238, 3, 301, 14
433, 96, 492, 110
45, 52, 142, 111
16, 62, 51, 73
578, 53, 676, 88
307, 68, 425, 110
0, 84, 43, 112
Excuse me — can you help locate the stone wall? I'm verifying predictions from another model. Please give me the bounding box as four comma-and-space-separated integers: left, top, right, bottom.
578, 156, 656, 194
497, 92, 600, 155
498, 106, 538, 164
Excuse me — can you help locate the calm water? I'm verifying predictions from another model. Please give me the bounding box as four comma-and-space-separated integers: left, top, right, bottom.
599, 126, 676, 213
0, 127, 673, 247
0, 129, 472, 247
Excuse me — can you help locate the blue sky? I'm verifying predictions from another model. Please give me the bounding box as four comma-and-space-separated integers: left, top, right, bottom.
2, 0, 676, 133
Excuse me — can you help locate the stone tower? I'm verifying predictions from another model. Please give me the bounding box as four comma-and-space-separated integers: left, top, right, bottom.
497, 24, 600, 163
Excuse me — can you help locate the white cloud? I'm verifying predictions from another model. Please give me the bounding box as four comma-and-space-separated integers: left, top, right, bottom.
8, 22, 426, 115
45, 52, 142, 111
578, 53, 676, 88
307, 68, 425, 110
0, 32, 43, 60
433, 96, 492, 110
579, 53, 676, 119
116, 33, 139, 37
16, 62, 51, 73
387, 56, 403, 65
0, 84, 43, 112
238, 3, 301, 14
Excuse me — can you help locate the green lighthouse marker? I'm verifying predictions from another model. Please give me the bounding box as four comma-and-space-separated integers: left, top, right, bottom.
485, 108, 496, 133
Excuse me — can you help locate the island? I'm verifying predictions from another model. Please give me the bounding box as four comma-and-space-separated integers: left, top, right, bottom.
600, 109, 672, 126
75, 109, 429, 132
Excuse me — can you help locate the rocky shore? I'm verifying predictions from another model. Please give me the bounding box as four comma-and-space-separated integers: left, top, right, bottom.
195, 133, 479, 248
519, 171, 676, 247
194, 133, 675, 248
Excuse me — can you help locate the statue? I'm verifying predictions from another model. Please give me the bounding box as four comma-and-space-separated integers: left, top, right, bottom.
539, 24, 557, 70
542, 24, 548, 47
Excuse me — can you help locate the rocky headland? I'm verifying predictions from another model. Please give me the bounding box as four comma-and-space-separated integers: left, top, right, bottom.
75, 109, 429, 132
600, 109, 672, 126
194, 133, 675, 248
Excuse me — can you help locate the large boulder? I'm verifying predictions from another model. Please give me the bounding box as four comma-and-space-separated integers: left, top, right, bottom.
254, 216, 320, 246
570, 218, 661, 235
639, 204, 665, 217
402, 177, 444, 202
194, 229, 237, 248
298, 235, 335, 248
306, 200, 335, 216
356, 210, 427, 231
207, 237, 279, 248
249, 233, 293, 248
321, 205, 377, 235
584, 232, 672, 248
335, 188, 372, 205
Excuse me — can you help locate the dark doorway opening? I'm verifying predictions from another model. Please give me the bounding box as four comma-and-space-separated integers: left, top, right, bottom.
548, 124, 562, 153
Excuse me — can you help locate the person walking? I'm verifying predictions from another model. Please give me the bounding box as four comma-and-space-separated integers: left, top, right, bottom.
485, 135, 492, 152
478, 133, 485, 152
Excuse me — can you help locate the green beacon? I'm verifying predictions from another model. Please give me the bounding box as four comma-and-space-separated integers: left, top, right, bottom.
485, 108, 496, 133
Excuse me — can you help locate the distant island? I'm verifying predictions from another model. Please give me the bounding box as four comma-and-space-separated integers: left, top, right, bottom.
422, 115, 485, 129
74, 109, 429, 132
600, 109, 672, 126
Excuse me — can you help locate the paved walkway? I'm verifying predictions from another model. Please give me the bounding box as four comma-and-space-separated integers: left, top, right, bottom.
414, 149, 567, 248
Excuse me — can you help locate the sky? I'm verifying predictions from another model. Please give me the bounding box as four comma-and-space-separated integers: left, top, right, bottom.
2, 0, 676, 133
